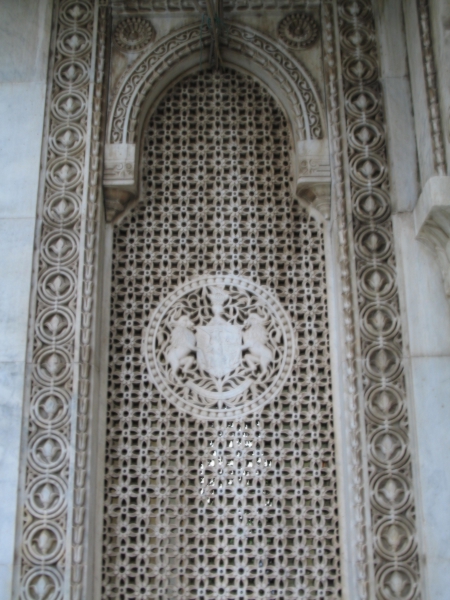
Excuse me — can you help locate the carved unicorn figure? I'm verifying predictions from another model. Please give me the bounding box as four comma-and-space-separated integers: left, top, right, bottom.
166, 315, 196, 375
242, 313, 273, 375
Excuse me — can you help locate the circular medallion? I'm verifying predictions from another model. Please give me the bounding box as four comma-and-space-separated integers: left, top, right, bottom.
114, 17, 155, 51
277, 13, 319, 49
144, 275, 295, 420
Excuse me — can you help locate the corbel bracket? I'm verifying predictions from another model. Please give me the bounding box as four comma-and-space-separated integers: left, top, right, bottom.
103, 143, 137, 222
414, 176, 450, 299
296, 140, 331, 220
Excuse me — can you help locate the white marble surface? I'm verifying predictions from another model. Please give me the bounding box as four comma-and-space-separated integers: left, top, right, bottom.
0, 0, 52, 83
0, 362, 27, 596
381, 76, 419, 213
393, 212, 450, 599
374, 1, 419, 213
411, 356, 450, 600
394, 213, 450, 357
0, 82, 47, 218
0, 219, 36, 362
414, 175, 450, 232
0, 1, 52, 598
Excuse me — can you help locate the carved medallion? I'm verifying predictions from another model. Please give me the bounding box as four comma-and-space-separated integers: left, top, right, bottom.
113, 17, 155, 51
144, 275, 295, 420
278, 13, 319, 49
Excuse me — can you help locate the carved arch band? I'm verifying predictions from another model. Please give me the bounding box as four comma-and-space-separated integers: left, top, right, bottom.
103, 22, 330, 222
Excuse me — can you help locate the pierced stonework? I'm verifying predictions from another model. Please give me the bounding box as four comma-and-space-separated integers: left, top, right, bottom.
107, 23, 324, 145
113, 17, 155, 51
278, 13, 319, 49
144, 275, 295, 420
102, 68, 340, 598
104, 23, 325, 220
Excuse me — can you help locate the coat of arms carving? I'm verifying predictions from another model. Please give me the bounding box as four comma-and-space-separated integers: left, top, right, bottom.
144, 275, 295, 420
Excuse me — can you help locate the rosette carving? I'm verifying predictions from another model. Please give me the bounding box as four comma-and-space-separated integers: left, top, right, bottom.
278, 13, 319, 49
114, 17, 155, 51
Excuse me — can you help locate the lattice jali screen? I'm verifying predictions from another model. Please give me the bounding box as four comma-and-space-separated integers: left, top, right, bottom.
102, 69, 340, 599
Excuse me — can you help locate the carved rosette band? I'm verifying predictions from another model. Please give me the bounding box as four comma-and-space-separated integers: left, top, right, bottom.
336, 0, 421, 597
14, 1, 106, 599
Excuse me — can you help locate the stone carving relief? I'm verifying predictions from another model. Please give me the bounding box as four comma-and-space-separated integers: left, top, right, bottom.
103, 68, 340, 599
107, 22, 323, 145
322, 5, 369, 595
13, 0, 426, 598
113, 16, 155, 51
144, 275, 295, 420
417, 0, 447, 176
13, 1, 107, 599
111, 0, 316, 12
334, 0, 421, 597
278, 12, 319, 49
103, 22, 327, 220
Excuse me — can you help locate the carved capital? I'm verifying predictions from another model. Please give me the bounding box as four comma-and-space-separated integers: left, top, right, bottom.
415, 176, 450, 298
103, 143, 137, 222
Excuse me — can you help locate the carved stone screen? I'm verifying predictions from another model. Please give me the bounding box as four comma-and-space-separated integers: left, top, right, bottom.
102, 69, 341, 599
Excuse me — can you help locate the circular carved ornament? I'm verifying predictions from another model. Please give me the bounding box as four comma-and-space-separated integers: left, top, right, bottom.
114, 17, 155, 51
144, 275, 296, 421
277, 13, 319, 49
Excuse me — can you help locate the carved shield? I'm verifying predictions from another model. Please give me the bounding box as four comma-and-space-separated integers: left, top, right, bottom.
196, 323, 242, 378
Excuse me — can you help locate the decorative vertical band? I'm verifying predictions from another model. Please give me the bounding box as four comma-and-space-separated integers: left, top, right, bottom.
322, 3, 370, 598
14, 1, 105, 598
417, 0, 447, 175
71, 4, 107, 599
337, 0, 422, 597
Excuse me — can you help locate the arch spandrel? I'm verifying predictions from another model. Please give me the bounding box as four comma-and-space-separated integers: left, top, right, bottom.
103, 22, 330, 222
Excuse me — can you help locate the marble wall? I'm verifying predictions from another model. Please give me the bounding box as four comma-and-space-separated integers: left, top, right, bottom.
377, 1, 450, 596
0, 0, 449, 598
0, 1, 52, 597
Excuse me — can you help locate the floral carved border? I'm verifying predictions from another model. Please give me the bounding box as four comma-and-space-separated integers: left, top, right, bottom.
333, 0, 422, 597
13, 1, 107, 599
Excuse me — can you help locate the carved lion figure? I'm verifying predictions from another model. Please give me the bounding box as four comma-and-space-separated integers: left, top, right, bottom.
242, 313, 273, 375
166, 315, 196, 374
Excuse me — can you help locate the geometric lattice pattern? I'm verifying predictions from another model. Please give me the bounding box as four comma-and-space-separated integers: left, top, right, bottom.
102, 69, 341, 598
